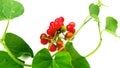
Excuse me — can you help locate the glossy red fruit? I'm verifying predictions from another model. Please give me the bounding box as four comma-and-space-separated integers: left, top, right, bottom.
54, 21, 64, 30
65, 31, 73, 39
47, 28, 55, 36
50, 21, 56, 29
58, 45, 65, 51
40, 39, 49, 45
66, 22, 76, 33
54, 17, 64, 30
66, 24, 74, 31
69, 22, 75, 27
59, 16, 64, 23
49, 44, 56, 52
40, 33, 47, 39
69, 28, 75, 33
54, 21, 62, 30
55, 16, 64, 23
40, 33, 49, 45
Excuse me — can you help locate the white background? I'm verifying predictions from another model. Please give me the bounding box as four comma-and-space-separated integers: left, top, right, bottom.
0, 0, 120, 68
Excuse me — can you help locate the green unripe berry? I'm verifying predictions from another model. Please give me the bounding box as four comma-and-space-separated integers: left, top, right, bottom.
61, 26, 66, 32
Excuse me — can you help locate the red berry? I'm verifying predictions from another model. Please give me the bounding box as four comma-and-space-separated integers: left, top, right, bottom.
54, 21, 61, 30
47, 17, 65, 36
69, 22, 75, 27
40, 33, 49, 45
50, 22, 55, 28
66, 24, 74, 31
69, 28, 75, 33
47, 28, 55, 36
55, 17, 64, 23
66, 22, 76, 33
54, 17, 64, 30
54, 21, 64, 30
40, 39, 49, 45
40, 33, 47, 39
58, 45, 65, 51
59, 16, 64, 23
55, 18, 59, 22
58, 45, 62, 50
49, 44, 56, 52
65, 31, 73, 39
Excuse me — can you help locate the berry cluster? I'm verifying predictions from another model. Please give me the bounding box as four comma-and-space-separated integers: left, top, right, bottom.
40, 17, 76, 52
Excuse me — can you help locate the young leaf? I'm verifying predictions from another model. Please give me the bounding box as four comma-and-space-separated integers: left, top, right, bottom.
0, 0, 24, 20
89, 3, 100, 16
32, 48, 73, 68
90, 14, 100, 22
105, 16, 118, 34
0, 51, 23, 68
65, 41, 90, 68
53, 51, 73, 68
5, 33, 33, 57
32, 48, 52, 68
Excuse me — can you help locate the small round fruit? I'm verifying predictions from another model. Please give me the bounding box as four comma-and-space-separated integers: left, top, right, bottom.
69, 28, 75, 33
66, 22, 76, 33
47, 28, 55, 36
66, 24, 74, 31
40, 33, 47, 39
60, 26, 66, 32
58, 45, 65, 51
69, 22, 75, 27
55, 17, 64, 23
59, 16, 64, 23
40, 39, 49, 45
65, 31, 73, 39
49, 44, 56, 52
56, 40, 63, 46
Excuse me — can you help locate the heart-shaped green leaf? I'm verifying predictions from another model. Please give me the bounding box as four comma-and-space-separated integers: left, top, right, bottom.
89, 3, 99, 16
32, 48, 52, 68
90, 14, 100, 22
5, 33, 33, 58
0, 51, 23, 68
105, 16, 118, 34
53, 51, 73, 68
32, 48, 73, 68
65, 41, 90, 68
0, 0, 24, 20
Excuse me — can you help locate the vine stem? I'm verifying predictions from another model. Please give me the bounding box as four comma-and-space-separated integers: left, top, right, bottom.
85, 21, 102, 58
0, 20, 32, 67
2, 19, 10, 40
52, 0, 105, 59
115, 34, 120, 38
70, 16, 92, 41
0, 41, 32, 67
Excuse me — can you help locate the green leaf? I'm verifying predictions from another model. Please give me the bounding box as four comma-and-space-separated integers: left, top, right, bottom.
53, 51, 73, 68
65, 41, 90, 68
32, 48, 52, 68
5, 33, 33, 57
90, 14, 100, 22
105, 16, 118, 34
0, 51, 23, 68
32, 48, 73, 68
0, 0, 24, 20
89, 3, 100, 16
